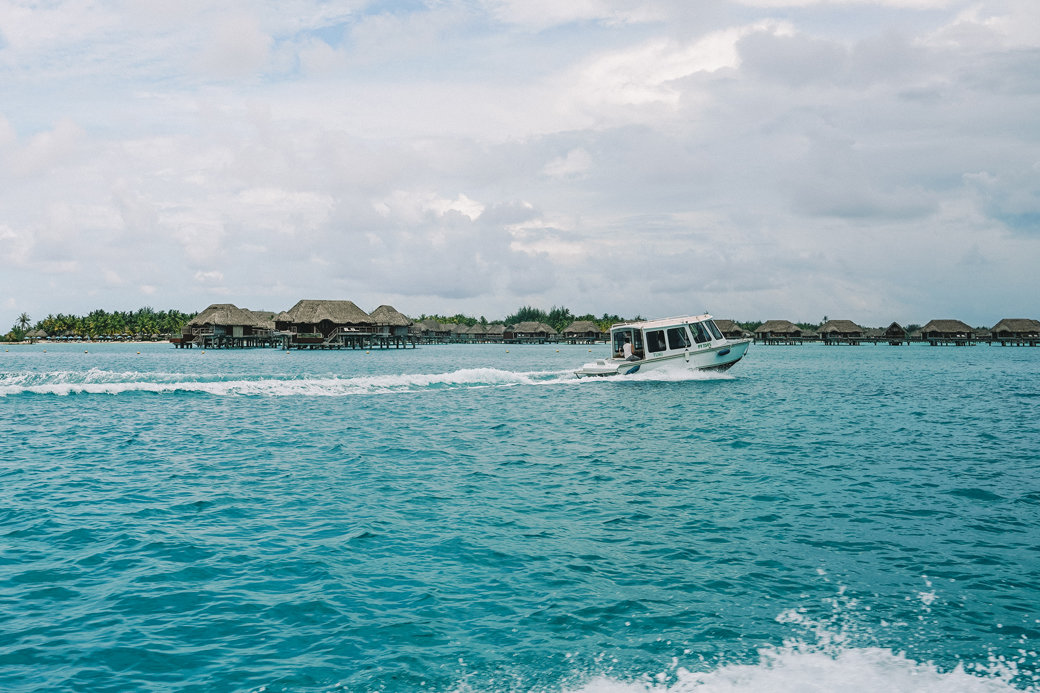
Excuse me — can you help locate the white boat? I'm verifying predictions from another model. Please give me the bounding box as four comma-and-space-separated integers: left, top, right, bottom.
574, 314, 750, 378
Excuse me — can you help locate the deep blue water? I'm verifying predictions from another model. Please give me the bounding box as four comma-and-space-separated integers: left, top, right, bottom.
1, 342, 1038, 692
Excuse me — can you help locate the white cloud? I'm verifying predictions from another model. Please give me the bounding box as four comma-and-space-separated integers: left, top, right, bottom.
2, 1, 1040, 327
198, 12, 273, 79
542, 149, 593, 179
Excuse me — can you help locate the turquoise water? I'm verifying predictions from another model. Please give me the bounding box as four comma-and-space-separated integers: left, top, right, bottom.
2, 342, 1038, 692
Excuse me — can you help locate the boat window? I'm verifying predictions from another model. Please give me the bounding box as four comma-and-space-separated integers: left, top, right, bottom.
646, 329, 667, 353
612, 331, 629, 356
613, 328, 644, 358
707, 320, 724, 340
689, 322, 711, 344
666, 327, 691, 350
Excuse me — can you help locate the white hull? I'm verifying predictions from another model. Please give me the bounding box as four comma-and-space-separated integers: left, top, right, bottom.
575, 338, 750, 378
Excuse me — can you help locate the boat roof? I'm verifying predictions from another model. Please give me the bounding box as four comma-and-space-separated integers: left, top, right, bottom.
610, 314, 714, 331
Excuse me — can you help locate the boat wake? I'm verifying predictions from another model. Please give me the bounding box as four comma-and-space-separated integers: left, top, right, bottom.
564, 643, 1028, 693
0, 367, 576, 397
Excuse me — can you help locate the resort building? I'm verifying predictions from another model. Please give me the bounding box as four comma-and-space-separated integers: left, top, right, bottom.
561, 320, 604, 344
713, 320, 750, 340
883, 322, 908, 345
505, 322, 558, 344
275, 299, 376, 348
991, 318, 1040, 346
919, 319, 975, 345
177, 303, 277, 348
368, 304, 414, 348
754, 320, 803, 344
818, 319, 865, 345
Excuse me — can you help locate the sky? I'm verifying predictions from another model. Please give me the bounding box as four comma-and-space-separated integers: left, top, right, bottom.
2, 0, 1038, 328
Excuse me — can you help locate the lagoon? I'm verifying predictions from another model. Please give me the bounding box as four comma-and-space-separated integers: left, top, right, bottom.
1, 343, 1038, 692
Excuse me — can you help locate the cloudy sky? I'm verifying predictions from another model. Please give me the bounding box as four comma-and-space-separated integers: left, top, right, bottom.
2, 0, 1038, 327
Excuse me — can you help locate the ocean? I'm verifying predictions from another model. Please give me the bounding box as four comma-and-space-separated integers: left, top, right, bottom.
2, 341, 1038, 692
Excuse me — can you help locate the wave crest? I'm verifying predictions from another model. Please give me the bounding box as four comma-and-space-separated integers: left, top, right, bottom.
0, 367, 573, 397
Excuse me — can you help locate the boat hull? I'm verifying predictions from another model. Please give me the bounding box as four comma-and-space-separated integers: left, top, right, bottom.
575, 339, 750, 378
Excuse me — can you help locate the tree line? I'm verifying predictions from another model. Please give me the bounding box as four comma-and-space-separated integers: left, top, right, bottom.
5, 308, 198, 342
418, 305, 633, 334
9, 304, 904, 343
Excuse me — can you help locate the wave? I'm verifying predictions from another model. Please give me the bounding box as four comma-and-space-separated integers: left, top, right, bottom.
0, 367, 576, 397
566, 644, 1028, 693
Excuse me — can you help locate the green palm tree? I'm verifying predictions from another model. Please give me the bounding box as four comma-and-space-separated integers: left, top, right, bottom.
17, 312, 30, 331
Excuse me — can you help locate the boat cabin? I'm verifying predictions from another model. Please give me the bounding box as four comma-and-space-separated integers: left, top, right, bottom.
610, 316, 726, 360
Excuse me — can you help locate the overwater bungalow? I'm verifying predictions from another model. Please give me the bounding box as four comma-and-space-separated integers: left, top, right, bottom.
176, 303, 277, 348
754, 320, 804, 344
991, 318, 1040, 346
275, 299, 374, 349
416, 319, 450, 343
484, 324, 506, 343
818, 319, 865, 345
505, 322, 558, 344
448, 323, 470, 343
883, 322, 908, 345
561, 320, 603, 344
465, 323, 488, 343
713, 320, 751, 340
919, 319, 975, 346
368, 305, 415, 348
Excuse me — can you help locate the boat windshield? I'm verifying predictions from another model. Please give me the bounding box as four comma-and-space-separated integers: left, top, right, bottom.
707, 320, 724, 340
689, 321, 711, 344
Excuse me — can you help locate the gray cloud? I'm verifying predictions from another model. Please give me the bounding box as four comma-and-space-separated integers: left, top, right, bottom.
2, 0, 1039, 328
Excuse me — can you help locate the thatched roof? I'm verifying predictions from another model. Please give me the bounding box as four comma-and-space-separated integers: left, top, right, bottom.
27, 329, 48, 338
189, 304, 266, 328
450, 323, 470, 334
247, 310, 276, 329
755, 320, 800, 334
369, 304, 412, 327
992, 318, 1040, 333
818, 319, 864, 334
418, 318, 444, 332
511, 321, 557, 335
713, 319, 750, 337
562, 320, 602, 335
466, 323, 487, 335
921, 319, 972, 334
485, 324, 506, 336
276, 299, 373, 325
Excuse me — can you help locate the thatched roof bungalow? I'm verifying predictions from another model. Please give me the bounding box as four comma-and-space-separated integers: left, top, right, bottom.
506, 321, 558, 343
484, 324, 506, 342
275, 299, 373, 339
185, 303, 269, 338
417, 318, 450, 342
818, 320, 863, 337
920, 319, 974, 345
465, 323, 488, 342
882, 322, 908, 344
561, 320, 603, 343
818, 319, 864, 344
755, 320, 803, 344
991, 318, 1040, 344
713, 320, 750, 340
449, 323, 470, 342
369, 305, 412, 336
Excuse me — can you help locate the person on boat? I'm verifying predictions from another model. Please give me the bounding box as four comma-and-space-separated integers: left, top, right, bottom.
621, 337, 640, 361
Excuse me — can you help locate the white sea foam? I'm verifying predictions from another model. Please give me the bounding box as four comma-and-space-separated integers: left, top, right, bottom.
568, 645, 1027, 692
0, 367, 576, 397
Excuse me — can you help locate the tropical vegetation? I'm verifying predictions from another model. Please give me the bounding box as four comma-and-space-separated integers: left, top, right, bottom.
4, 308, 197, 342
